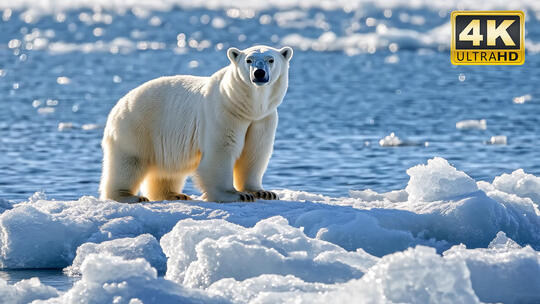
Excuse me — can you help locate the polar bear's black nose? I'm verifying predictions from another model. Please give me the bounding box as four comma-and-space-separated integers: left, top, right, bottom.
254, 69, 266, 81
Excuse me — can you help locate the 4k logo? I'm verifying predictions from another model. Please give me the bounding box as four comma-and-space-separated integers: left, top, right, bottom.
451, 11, 524, 65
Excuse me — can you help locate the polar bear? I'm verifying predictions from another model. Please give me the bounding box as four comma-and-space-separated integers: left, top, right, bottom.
99, 45, 293, 203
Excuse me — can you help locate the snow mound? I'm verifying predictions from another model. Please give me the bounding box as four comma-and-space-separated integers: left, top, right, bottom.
161, 216, 376, 288
488, 231, 522, 250
323, 246, 480, 303
444, 242, 540, 304
46, 254, 226, 304
208, 274, 334, 304
0, 278, 58, 304
208, 246, 480, 303
65, 234, 166, 276
406, 157, 478, 202
492, 169, 540, 205
0, 157, 539, 302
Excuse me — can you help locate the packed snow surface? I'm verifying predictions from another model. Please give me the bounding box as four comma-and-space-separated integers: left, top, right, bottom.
1, 157, 539, 303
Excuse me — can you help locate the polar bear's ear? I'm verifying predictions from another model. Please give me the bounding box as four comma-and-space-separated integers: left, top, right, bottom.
279, 47, 293, 61
227, 47, 242, 64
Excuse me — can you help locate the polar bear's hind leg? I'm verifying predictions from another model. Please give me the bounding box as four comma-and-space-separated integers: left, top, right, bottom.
100, 149, 149, 203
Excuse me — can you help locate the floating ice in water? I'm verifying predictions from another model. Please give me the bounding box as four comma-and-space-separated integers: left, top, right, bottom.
513, 94, 532, 104
281, 22, 450, 55
488, 135, 507, 145
0, 277, 59, 304
65, 234, 167, 276
37, 107, 55, 114
56, 76, 70, 85
81, 123, 101, 130
54, 254, 224, 303
0, 157, 539, 303
58, 122, 74, 131
405, 157, 477, 202
58, 123, 101, 131
379, 132, 402, 146
384, 54, 399, 64
456, 119, 487, 130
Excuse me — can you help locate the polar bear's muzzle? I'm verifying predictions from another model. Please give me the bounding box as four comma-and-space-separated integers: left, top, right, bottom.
251, 60, 269, 85
253, 69, 268, 84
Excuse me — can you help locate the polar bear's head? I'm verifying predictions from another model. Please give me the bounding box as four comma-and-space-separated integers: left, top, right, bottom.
227, 45, 293, 87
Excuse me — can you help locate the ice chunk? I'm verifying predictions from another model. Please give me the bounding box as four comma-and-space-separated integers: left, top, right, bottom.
0, 277, 58, 304
208, 274, 334, 304
55, 254, 226, 304
65, 234, 166, 276
209, 247, 483, 304
513, 94, 532, 104
319, 246, 480, 303
492, 169, 540, 205
216, 246, 480, 304
0, 205, 94, 268
162, 216, 370, 288
378, 132, 402, 146
406, 157, 478, 202
488, 135, 507, 145
444, 240, 540, 304
456, 119, 487, 130
488, 231, 522, 250
57, 122, 74, 131
81, 123, 101, 130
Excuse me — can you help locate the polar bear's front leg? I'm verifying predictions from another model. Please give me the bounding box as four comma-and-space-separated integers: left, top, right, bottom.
234, 111, 279, 200
196, 123, 256, 203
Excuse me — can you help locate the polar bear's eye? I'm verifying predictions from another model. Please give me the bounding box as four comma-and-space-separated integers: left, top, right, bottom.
246, 59, 252, 64
268, 58, 274, 63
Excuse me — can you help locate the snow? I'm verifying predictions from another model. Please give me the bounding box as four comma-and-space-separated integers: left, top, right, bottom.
161, 216, 376, 288
405, 157, 478, 202
65, 234, 167, 276
444, 242, 540, 304
378, 132, 402, 147
491, 169, 540, 206
45, 254, 226, 304
0, 278, 58, 304
0, 157, 539, 303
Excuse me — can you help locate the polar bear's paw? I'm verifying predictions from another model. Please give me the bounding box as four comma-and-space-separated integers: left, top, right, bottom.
204, 190, 256, 203
118, 195, 150, 204
248, 190, 279, 200
165, 193, 192, 201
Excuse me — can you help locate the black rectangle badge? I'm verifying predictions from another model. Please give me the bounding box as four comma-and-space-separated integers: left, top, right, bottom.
451, 11, 524, 65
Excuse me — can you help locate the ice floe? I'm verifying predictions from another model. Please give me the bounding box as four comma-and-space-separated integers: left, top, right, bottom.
456, 119, 487, 130
0, 157, 539, 302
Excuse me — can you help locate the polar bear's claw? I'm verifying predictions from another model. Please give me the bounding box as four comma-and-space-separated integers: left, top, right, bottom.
250, 190, 279, 200
166, 193, 192, 201
239, 193, 255, 202
117, 195, 149, 204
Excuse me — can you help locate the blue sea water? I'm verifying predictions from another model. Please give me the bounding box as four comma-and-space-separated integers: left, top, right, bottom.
0, 1, 539, 290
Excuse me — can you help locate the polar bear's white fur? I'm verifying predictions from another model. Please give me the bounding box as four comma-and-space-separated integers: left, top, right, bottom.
99, 45, 293, 203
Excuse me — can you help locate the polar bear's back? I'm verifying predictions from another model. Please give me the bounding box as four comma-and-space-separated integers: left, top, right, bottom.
103, 74, 212, 170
